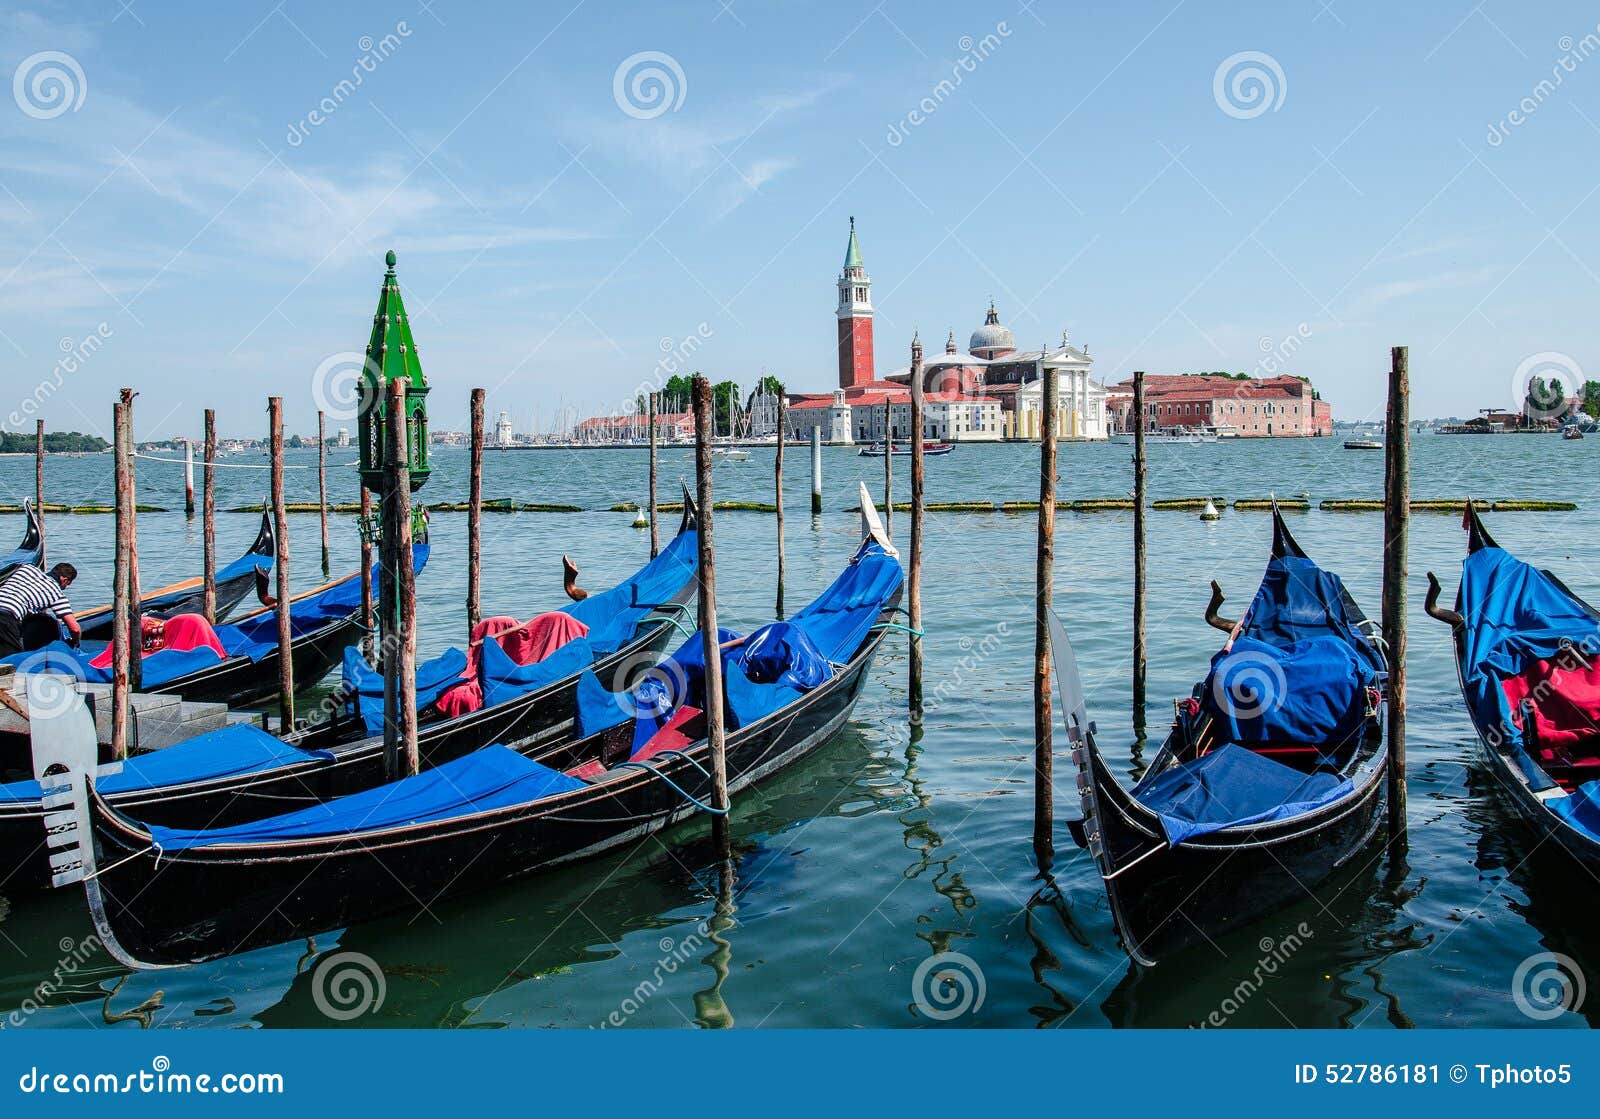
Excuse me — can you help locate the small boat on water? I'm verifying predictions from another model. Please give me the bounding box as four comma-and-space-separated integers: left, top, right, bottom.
856, 442, 953, 457
1562, 426, 1585, 441
32, 486, 903, 967
1343, 438, 1383, 450
0, 501, 43, 580
711, 447, 750, 462
1060, 505, 1389, 965
1108, 427, 1219, 445
1427, 505, 1600, 870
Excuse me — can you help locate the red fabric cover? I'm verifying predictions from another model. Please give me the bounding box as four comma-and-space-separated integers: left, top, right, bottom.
434, 612, 590, 719
565, 759, 607, 780
1502, 656, 1600, 753
89, 613, 225, 670
631, 705, 705, 765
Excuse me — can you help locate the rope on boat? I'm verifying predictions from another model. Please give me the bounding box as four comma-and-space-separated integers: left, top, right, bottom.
132, 452, 359, 471
646, 614, 698, 641
84, 844, 159, 881
870, 621, 924, 637
613, 758, 728, 815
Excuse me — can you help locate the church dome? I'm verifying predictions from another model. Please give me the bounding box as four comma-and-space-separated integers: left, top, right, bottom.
969, 301, 1016, 356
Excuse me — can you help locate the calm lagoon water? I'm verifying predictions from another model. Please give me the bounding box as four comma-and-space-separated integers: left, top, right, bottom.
1, 433, 1597, 1028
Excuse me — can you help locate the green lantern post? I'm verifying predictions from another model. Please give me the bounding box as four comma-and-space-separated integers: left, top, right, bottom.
358, 249, 431, 494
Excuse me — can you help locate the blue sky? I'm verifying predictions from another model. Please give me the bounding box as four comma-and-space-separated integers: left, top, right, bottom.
3, 0, 1599, 437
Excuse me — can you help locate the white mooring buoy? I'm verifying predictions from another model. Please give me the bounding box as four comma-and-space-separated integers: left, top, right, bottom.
1199, 498, 1220, 521
632, 505, 649, 528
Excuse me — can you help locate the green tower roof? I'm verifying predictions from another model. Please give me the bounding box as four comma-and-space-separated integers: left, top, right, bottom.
843, 215, 863, 270
365, 250, 426, 390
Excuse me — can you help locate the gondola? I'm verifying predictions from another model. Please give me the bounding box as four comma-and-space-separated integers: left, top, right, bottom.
1426, 504, 1600, 869
0, 506, 698, 893
32, 484, 903, 967
74, 511, 276, 641
2, 536, 421, 710
1059, 506, 1389, 965
0, 500, 44, 578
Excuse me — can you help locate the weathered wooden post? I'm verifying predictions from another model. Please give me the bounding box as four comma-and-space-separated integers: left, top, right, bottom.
34, 419, 45, 561
775, 392, 786, 616
184, 436, 195, 518
381, 378, 419, 779
692, 375, 730, 835
119, 388, 141, 693
359, 485, 374, 664
1383, 346, 1410, 851
468, 387, 485, 635
203, 409, 217, 622
909, 333, 925, 713
882, 402, 893, 537
810, 425, 822, 515
269, 397, 294, 730
111, 400, 132, 759
648, 390, 659, 559
1132, 370, 1147, 733
1034, 350, 1058, 857
318, 410, 330, 578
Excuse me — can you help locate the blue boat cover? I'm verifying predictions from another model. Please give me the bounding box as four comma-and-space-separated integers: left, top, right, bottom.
1201, 554, 1383, 748
145, 743, 585, 852
1135, 743, 1354, 844
480, 634, 594, 708
0, 545, 429, 688
575, 539, 902, 751
1551, 781, 1600, 845
341, 645, 469, 736
0, 723, 331, 805
563, 529, 697, 655
1458, 545, 1600, 753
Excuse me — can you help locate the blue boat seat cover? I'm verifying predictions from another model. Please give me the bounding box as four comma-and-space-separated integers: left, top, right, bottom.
1136, 744, 1354, 845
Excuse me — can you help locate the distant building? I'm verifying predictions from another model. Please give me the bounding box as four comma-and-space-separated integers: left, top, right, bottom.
573, 412, 692, 444
494, 411, 514, 447
337, 427, 351, 448
1105, 373, 1332, 437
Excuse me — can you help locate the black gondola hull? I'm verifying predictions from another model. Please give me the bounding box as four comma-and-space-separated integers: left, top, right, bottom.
80, 622, 888, 966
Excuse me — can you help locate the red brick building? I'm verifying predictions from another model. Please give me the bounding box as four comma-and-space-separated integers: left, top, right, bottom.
836, 216, 874, 390
1106, 374, 1332, 437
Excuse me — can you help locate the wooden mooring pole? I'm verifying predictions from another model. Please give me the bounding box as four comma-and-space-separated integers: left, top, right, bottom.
318, 410, 330, 578
468, 387, 485, 636
34, 419, 45, 561
1034, 352, 1058, 858
1132, 370, 1147, 734
269, 398, 293, 730
810, 425, 822, 516
1383, 346, 1410, 851
110, 400, 132, 760
692, 375, 730, 836
120, 388, 141, 694
648, 390, 660, 559
909, 334, 925, 714
203, 409, 217, 622
381, 378, 418, 779
184, 437, 195, 518
359, 485, 374, 664
775, 393, 786, 616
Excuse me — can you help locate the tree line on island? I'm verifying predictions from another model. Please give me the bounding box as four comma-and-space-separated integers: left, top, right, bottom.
0, 430, 109, 454
637, 374, 786, 432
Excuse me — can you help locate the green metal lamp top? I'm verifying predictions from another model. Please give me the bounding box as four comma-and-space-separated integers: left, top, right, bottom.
386, 248, 396, 268
358, 248, 430, 493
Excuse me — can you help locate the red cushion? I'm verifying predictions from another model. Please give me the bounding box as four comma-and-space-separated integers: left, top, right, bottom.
1503, 657, 1600, 752
632, 706, 705, 764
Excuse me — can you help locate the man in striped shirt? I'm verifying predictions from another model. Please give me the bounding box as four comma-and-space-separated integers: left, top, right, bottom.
0, 563, 81, 658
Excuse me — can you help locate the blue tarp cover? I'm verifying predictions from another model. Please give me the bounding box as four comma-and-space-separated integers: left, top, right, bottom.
563, 529, 697, 655
0, 723, 331, 805
1458, 545, 1600, 754
1551, 781, 1600, 845
1201, 554, 1382, 747
1136, 743, 1354, 844
1, 545, 429, 688
342, 645, 469, 736
480, 634, 594, 708
576, 538, 902, 751
145, 743, 585, 852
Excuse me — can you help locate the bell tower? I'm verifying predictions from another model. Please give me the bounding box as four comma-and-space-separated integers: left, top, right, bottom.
836, 216, 874, 390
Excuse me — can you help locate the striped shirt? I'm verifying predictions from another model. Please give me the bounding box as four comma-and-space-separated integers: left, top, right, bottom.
0, 565, 71, 621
